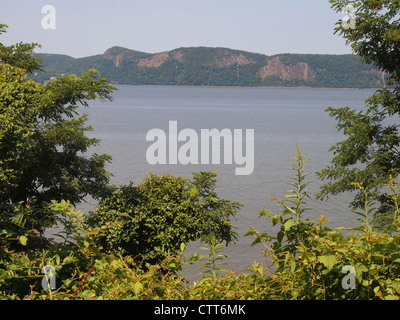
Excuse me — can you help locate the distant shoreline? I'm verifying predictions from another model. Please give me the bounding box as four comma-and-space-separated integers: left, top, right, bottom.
36, 48, 385, 89
110, 83, 380, 90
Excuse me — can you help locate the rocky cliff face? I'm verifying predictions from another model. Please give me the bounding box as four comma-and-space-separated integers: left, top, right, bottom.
215, 53, 256, 67
103, 47, 316, 79
135, 50, 257, 69
259, 57, 316, 81
104, 49, 316, 81
103, 53, 124, 67
138, 52, 170, 68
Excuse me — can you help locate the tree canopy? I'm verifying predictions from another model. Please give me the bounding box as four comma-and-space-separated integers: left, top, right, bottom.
0, 24, 116, 240
317, 0, 400, 228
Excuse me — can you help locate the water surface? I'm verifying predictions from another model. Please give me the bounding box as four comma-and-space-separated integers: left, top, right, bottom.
79, 85, 375, 279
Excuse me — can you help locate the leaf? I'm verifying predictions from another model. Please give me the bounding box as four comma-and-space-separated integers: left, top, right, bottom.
354, 263, 368, 283
133, 282, 143, 295
318, 255, 337, 271
284, 218, 296, 231
180, 242, 187, 252
258, 209, 267, 218
251, 236, 261, 246
82, 290, 96, 300
256, 265, 264, 275
19, 235, 27, 246
290, 260, 296, 274
244, 230, 256, 237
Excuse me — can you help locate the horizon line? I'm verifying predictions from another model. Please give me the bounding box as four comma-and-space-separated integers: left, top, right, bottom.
34, 45, 356, 60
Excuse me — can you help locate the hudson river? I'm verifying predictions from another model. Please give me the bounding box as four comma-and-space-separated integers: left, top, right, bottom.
79, 85, 375, 280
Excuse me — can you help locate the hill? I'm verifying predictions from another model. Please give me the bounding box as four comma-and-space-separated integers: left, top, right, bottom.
33, 46, 385, 88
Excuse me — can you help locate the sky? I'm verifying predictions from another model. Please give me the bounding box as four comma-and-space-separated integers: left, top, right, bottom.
0, 0, 353, 58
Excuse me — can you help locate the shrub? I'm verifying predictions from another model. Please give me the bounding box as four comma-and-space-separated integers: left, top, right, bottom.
246, 144, 400, 300
86, 172, 241, 263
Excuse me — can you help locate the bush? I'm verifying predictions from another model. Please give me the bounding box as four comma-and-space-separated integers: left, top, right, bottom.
86, 172, 241, 263
246, 145, 400, 300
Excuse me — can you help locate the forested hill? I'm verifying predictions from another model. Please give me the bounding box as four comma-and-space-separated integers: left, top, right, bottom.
33, 46, 385, 88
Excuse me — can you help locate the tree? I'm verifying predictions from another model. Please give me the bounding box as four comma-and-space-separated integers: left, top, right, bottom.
87, 172, 241, 263
0, 24, 116, 241
317, 0, 400, 227
0, 25, 42, 73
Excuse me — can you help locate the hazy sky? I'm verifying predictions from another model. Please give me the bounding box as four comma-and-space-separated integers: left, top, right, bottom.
0, 0, 352, 58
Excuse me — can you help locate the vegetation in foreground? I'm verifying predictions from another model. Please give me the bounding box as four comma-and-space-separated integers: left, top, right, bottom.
1, 145, 400, 300
1, 0, 400, 300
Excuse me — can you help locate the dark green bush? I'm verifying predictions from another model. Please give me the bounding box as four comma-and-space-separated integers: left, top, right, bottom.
86, 172, 241, 263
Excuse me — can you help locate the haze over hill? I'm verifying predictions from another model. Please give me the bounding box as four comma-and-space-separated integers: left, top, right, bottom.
34, 46, 385, 88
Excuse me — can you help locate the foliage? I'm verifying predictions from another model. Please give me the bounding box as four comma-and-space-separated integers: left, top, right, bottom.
246, 145, 317, 274
86, 172, 241, 263
0, 63, 44, 201
0, 24, 115, 207
187, 262, 272, 300
0, 24, 116, 248
318, 0, 400, 227
0, 200, 99, 299
246, 145, 400, 300
198, 236, 229, 279
1, 146, 400, 300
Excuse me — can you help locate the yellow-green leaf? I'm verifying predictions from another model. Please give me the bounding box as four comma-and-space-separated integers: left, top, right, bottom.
284, 218, 296, 231
133, 282, 143, 295
318, 255, 337, 271
19, 235, 27, 246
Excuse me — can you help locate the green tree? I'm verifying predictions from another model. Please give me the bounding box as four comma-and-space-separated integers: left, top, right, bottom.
0, 24, 116, 242
317, 0, 400, 228
87, 172, 241, 263
0, 24, 42, 73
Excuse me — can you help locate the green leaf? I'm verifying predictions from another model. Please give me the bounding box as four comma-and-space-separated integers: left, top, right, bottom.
259, 209, 267, 217
251, 236, 261, 246
318, 255, 337, 271
19, 235, 27, 246
180, 242, 187, 252
81, 290, 96, 300
244, 230, 256, 237
290, 260, 296, 274
133, 281, 143, 295
284, 218, 296, 231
